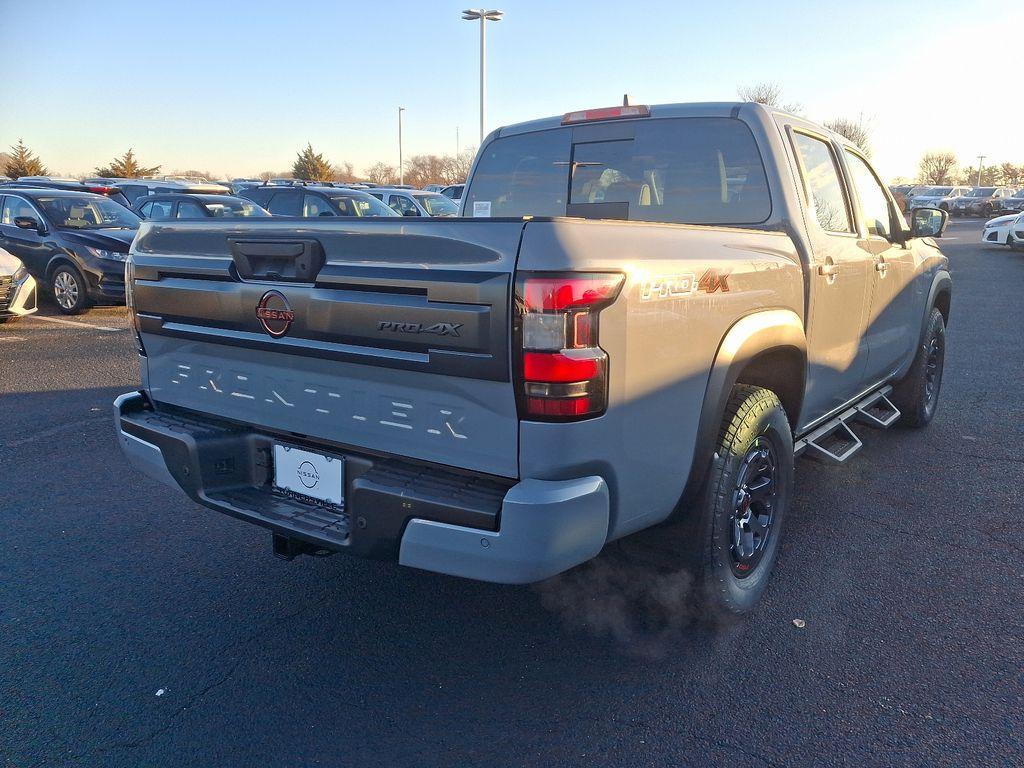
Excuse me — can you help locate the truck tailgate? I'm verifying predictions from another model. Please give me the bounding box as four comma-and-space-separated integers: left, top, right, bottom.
130, 219, 525, 478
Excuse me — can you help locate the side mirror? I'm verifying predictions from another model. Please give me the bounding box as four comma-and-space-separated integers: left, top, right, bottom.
14, 216, 44, 234
910, 207, 948, 239
402, 208, 419, 216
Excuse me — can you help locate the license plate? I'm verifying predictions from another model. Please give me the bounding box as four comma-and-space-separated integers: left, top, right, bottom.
273, 444, 344, 505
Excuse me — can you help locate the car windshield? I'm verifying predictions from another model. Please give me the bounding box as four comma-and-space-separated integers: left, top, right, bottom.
416, 193, 459, 216
1011, 190, 1024, 198
36, 195, 141, 230
328, 193, 399, 217
203, 199, 270, 217
926, 187, 952, 196
969, 188, 996, 197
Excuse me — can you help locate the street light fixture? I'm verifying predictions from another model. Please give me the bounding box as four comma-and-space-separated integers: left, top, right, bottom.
461, 8, 503, 143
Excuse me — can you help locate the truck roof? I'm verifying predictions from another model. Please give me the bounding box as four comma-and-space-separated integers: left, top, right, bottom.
495, 100, 846, 146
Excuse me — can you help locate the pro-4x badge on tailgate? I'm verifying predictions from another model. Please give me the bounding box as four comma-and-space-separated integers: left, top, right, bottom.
256, 290, 295, 338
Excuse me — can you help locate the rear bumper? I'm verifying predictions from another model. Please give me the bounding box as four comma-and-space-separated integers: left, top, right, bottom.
114, 391, 609, 583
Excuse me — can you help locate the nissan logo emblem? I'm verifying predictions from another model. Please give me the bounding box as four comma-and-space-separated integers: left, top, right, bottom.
255, 290, 295, 338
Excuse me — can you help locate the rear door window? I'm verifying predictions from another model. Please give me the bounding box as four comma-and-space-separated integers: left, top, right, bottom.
464, 117, 771, 224
176, 201, 207, 218
267, 190, 301, 216
303, 194, 334, 217
791, 133, 854, 234
148, 201, 174, 220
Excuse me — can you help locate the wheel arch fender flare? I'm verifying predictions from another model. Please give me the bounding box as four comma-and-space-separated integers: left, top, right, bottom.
45, 252, 83, 280
925, 269, 952, 335
680, 309, 807, 507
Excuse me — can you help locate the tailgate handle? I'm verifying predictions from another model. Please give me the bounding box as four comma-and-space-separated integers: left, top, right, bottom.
230, 239, 325, 283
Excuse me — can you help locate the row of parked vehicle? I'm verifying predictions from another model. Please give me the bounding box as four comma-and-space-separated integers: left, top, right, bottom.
890, 183, 1024, 217
0, 175, 467, 316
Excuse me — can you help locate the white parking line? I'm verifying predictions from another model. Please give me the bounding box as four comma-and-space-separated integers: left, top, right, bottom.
28, 315, 125, 332
0, 335, 25, 342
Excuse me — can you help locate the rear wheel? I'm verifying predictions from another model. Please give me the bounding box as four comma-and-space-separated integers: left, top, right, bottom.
892, 308, 945, 427
51, 265, 91, 315
688, 385, 794, 621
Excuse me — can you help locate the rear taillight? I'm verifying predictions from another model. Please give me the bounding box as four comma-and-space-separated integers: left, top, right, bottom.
124, 257, 145, 356
515, 272, 624, 421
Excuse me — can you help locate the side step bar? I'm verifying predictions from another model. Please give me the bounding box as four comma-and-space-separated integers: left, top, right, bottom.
794, 386, 900, 464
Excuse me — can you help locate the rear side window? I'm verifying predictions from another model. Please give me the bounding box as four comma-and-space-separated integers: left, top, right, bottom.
148, 201, 173, 220
176, 201, 207, 219
245, 188, 273, 207
267, 190, 301, 216
792, 133, 853, 234
303, 194, 334, 217
464, 117, 771, 224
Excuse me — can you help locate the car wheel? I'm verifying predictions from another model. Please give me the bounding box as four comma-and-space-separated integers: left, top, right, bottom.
683, 384, 794, 622
51, 264, 92, 315
892, 308, 945, 428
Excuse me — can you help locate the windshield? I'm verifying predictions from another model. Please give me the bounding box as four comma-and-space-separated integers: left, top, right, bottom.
925, 187, 952, 196
37, 195, 141, 230
203, 199, 270, 217
416, 193, 459, 216
465, 117, 771, 224
328, 193, 399, 217
969, 188, 996, 197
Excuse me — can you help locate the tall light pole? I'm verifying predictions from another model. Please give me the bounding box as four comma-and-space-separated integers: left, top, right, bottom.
461, 9, 503, 143
976, 154, 986, 186
398, 107, 405, 186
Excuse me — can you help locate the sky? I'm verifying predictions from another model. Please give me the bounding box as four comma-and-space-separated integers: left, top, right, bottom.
2, 0, 1021, 182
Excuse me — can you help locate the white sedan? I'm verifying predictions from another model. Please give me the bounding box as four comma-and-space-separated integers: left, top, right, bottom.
981, 213, 1024, 249
0, 246, 38, 324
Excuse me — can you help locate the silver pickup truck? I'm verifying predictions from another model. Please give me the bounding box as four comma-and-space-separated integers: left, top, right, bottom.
114, 102, 951, 618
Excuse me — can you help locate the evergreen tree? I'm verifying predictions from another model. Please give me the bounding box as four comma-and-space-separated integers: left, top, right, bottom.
3, 139, 47, 178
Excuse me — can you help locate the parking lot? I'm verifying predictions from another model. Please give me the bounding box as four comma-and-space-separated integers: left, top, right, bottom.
1, 218, 1021, 767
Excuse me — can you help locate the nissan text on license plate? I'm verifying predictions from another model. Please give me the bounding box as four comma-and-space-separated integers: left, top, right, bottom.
273, 445, 344, 505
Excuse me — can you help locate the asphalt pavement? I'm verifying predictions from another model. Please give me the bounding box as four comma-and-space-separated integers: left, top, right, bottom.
1, 219, 1021, 767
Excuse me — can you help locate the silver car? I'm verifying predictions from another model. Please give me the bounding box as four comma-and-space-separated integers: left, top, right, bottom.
367, 188, 460, 217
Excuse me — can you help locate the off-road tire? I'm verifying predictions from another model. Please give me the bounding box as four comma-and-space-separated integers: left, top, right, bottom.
891, 308, 945, 427
690, 385, 794, 621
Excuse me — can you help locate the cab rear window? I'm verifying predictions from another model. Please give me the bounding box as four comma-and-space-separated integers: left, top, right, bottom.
464, 117, 771, 225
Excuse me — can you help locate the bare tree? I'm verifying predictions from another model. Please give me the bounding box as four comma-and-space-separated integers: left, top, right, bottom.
364, 162, 398, 185
824, 116, 871, 154
736, 82, 802, 113
441, 150, 475, 185
331, 162, 356, 183
918, 151, 959, 185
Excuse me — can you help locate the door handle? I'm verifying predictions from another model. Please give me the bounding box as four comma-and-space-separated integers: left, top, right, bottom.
817, 263, 838, 277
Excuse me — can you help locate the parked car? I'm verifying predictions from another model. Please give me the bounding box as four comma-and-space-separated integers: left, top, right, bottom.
135, 194, 270, 220
2, 179, 131, 208
0, 189, 140, 313
981, 212, 1024, 248
115, 101, 951, 619
238, 185, 398, 217
995, 188, 1024, 213
0, 247, 38, 323
908, 186, 971, 212
367, 188, 460, 217
440, 183, 465, 200
950, 186, 1017, 217
422, 184, 446, 193
83, 178, 231, 207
